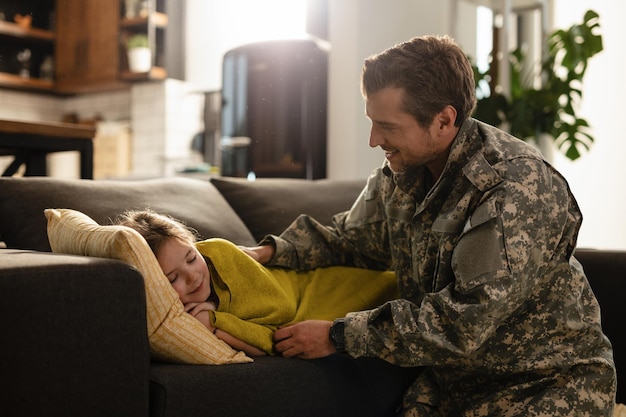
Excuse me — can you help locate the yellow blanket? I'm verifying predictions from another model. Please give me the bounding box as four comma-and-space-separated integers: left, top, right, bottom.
195, 238, 398, 354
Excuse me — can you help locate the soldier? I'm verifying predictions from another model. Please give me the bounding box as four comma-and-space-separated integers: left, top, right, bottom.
241, 35, 616, 415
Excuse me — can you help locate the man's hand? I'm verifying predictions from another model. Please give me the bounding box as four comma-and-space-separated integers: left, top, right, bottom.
238, 244, 275, 264
273, 320, 336, 359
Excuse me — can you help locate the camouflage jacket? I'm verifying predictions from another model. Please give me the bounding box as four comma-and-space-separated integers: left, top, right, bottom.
266, 118, 615, 409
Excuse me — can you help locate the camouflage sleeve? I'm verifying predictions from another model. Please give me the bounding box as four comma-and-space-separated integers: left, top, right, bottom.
264, 169, 392, 271
345, 159, 579, 367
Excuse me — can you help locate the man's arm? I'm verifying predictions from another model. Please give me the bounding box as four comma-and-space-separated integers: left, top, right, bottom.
242, 169, 394, 271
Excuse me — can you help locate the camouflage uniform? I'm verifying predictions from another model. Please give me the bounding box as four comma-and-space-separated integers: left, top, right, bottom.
265, 119, 616, 416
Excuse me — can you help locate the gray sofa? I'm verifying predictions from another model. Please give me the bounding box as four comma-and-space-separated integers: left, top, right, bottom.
0, 176, 623, 416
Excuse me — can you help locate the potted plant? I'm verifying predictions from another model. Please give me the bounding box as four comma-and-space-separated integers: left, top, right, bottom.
126, 33, 151, 73
473, 10, 603, 160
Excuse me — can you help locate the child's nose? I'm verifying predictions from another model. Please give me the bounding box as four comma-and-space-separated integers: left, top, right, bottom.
184, 274, 195, 285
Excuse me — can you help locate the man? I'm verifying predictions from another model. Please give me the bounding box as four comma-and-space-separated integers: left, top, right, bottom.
243, 35, 616, 416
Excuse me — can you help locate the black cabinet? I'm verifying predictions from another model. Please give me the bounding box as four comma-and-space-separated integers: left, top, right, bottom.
221, 38, 328, 179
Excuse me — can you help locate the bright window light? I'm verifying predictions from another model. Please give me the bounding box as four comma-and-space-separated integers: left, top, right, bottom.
476, 6, 493, 74
216, 0, 308, 48
186, 0, 311, 90
475, 5, 494, 98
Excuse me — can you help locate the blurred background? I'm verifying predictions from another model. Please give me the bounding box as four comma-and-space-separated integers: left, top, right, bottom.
0, 0, 623, 249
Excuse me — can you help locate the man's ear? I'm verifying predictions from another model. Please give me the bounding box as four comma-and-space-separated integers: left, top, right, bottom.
436, 105, 458, 132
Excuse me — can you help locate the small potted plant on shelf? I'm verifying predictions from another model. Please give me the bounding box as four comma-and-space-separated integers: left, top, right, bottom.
126, 34, 151, 73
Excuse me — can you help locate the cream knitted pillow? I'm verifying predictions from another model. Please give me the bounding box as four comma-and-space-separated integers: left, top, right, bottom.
45, 208, 251, 365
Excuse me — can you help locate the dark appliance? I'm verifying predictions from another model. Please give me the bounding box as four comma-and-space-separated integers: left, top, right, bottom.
220, 38, 328, 179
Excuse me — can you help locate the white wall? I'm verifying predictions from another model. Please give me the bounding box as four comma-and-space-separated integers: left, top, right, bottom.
550, 0, 626, 250
130, 80, 205, 178
326, 0, 453, 179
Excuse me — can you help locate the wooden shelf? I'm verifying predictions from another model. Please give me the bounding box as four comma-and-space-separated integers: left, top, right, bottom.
120, 12, 168, 29
0, 20, 54, 42
120, 66, 167, 81
0, 72, 54, 91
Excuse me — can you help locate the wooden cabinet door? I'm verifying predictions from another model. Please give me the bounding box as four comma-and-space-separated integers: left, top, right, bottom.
55, 0, 124, 93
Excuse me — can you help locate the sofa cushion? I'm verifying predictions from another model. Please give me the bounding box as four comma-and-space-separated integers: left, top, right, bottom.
211, 177, 365, 242
0, 177, 256, 251
45, 208, 251, 365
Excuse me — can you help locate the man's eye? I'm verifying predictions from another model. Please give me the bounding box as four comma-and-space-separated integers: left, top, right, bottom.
188, 255, 197, 264
169, 275, 178, 284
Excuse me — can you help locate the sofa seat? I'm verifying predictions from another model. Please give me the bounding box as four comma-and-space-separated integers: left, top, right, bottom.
150, 356, 420, 417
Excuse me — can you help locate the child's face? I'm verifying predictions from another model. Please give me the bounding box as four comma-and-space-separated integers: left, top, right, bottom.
156, 238, 212, 304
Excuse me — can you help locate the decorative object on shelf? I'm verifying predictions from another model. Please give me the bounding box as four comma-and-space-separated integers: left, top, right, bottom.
14, 13, 32, 29
39, 55, 54, 81
124, 0, 139, 18
473, 10, 603, 160
17, 48, 32, 78
138, 1, 150, 18
126, 33, 151, 73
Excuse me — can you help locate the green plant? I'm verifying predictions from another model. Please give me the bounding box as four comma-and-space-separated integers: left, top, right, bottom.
473, 10, 603, 160
127, 33, 149, 49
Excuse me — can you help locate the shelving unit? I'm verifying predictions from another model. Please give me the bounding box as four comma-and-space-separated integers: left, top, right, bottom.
119, 1, 169, 81
121, 12, 168, 29
119, 66, 167, 81
0, 71, 54, 91
0, 20, 54, 41
0, 0, 182, 94
0, 17, 55, 92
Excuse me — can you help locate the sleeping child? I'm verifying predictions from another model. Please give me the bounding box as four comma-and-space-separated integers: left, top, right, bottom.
116, 209, 398, 356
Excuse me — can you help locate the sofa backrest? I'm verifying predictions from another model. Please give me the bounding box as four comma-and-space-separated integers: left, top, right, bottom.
0, 177, 257, 251
0, 176, 367, 252
211, 177, 366, 242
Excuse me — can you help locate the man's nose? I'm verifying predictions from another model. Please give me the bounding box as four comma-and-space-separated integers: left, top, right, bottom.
369, 126, 384, 148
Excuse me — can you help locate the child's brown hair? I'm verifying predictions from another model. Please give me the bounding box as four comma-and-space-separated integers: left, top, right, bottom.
116, 209, 198, 255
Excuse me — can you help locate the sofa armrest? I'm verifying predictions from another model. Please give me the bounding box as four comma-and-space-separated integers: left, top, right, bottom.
574, 248, 626, 404
0, 249, 150, 417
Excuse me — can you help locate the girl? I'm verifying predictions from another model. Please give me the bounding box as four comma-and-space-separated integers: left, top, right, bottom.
116, 209, 398, 357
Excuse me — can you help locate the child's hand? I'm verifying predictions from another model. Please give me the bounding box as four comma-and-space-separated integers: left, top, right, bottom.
184, 301, 216, 332
185, 301, 217, 312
